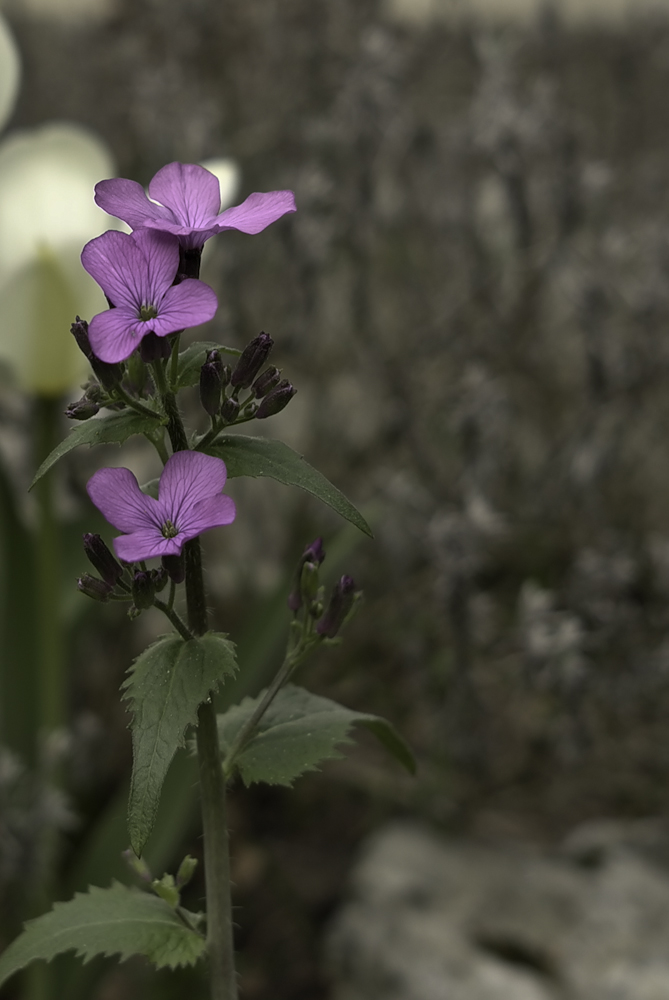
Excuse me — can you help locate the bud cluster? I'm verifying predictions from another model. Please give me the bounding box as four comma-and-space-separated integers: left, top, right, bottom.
199, 332, 297, 429
288, 538, 361, 640
77, 533, 173, 619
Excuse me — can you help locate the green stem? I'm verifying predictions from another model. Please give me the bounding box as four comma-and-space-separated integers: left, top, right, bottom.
163, 380, 237, 999
153, 599, 193, 642
169, 333, 181, 389
114, 384, 163, 421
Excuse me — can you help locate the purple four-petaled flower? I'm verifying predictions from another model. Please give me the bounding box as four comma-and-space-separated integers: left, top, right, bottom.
87, 451, 236, 563
95, 161, 296, 251
81, 228, 218, 363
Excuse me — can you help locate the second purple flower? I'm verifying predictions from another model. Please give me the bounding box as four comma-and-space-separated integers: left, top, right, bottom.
81, 228, 218, 363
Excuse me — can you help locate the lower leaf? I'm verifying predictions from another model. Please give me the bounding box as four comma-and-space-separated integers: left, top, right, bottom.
218, 684, 415, 786
0, 882, 206, 988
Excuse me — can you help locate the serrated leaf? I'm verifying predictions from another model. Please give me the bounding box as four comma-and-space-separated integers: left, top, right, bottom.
123, 632, 237, 856
30, 409, 165, 489
202, 435, 373, 538
0, 882, 206, 987
175, 340, 241, 388
218, 684, 415, 786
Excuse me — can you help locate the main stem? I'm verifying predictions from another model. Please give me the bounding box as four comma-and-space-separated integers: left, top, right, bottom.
159, 378, 237, 1000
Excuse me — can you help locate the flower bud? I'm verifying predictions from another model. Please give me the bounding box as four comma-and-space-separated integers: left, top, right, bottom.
316, 575, 357, 638
71, 317, 122, 390
256, 380, 296, 420
65, 396, 99, 420
139, 332, 171, 363
83, 533, 123, 586
199, 360, 222, 416
131, 570, 155, 610
220, 364, 231, 387
231, 332, 274, 389
220, 396, 240, 423
252, 365, 282, 398
77, 573, 111, 602
205, 349, 223, 372
176, 854, 198, 889
288, 538, 326, 612
151, 567, 168, 593
162, 553, 185, 584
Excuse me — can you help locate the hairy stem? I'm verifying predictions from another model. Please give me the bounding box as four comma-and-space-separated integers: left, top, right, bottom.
153, 599, 193, 642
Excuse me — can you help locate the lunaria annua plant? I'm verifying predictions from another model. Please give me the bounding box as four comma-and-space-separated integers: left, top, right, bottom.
0, 161, 414, 1000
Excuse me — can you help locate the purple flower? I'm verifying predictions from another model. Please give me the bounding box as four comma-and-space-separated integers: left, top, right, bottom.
81, 228, 218, 363
87, 451, 236, 563
94, 162, 296, 251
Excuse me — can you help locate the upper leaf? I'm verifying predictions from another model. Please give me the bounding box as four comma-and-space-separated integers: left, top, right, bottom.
174, 340, 241, 388
30, 409, 165, 489
0, 882, 206, 987
123, 632, 237, 856
202, 435, 373, 538
218, 684, 415, 786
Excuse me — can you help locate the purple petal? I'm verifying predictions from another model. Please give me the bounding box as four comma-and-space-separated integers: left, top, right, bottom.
148, 162, 221, 228
114, 529, 182, 563
88, 307, 144, 363
158, 451, 229, 524
81, 231, 148, 311
152, 279, 218, 336
142, 218, 218, 250
214, 190, 296, 235
131, 229, 180, 303
95, 178, 174, 229
179, 494, 236, 539
87, 467, 161, 534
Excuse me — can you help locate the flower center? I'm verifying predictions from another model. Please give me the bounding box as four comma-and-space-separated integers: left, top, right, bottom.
161, 519, 179, 539
140, 303, 158, 321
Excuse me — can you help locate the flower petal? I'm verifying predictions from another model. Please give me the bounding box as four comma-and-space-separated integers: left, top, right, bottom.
88, 306, 144, 363
95, 177, 173, 229
114, 529, 182, 563
148, 162, 221, 228
87, 467, 161, 534
142, 218, 218, 250
179, 494, 237, 539
158, 451, 229, 526
214, 190, 296, 235
81, 230, 147, 311
151, 279, 218, 336
131, 228, 180, 303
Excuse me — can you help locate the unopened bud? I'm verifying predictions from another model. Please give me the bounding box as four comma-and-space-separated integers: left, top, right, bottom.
65, 396, 99, 420
162, 553, 185, 584
288, 538, 326, 611
231, 332, 274, 389
131, 570, 155, 610
200, 361, 222, 416
70, 318, 122, 390
151, 567, 168, 593
220, 396, 240, 423
83, 533, 123, 586
176, 854, 198, 889
77, 573, 111, 602
220, 364, 232, 387
256, 380, 296, 420
139, 332, 171, 363
316, 575, 357, 638
253, 366, 282, 398
205, 349, 223, 372
151, 874, 179, 909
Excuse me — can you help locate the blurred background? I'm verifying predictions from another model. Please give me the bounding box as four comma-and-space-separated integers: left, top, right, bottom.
5, 0, 669, 997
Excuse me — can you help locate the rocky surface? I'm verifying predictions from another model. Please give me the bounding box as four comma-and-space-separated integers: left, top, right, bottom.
327, 820, 669, 1000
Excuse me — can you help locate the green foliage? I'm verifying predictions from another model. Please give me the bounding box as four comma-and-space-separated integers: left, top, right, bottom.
203, 435, 373, 537
174, 340, 241, 388
30, 409, 165, 489
123, 632, 237, 856
218, 683, 415, 786
0, 882, 206, 987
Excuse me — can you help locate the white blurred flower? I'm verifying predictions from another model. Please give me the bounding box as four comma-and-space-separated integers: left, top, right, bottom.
0, 123, 120, 396
0, 13, 20, 133
200, 157, 241, 211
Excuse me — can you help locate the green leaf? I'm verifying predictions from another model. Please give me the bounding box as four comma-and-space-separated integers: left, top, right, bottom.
218, 684, 415, 786
175, 340, 241, 388
0, 882, 206, 987
202, 435, 373, 538
30, 409, 165, 489
123, 632, 237, 856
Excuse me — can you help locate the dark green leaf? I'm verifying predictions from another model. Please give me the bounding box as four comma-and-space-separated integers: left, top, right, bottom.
175, 340, 241, 388
202, 435, 373, 538
123, 632, 237, 856
0, 882, 206, 987
218, 684, 414, 786
30, 409, 165, 489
